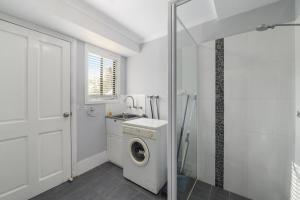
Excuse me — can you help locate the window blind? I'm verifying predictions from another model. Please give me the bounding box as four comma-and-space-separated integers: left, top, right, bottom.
87, 52, 117, 99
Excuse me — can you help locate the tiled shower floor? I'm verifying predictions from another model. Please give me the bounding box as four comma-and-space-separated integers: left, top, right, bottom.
189, 180, 250, 200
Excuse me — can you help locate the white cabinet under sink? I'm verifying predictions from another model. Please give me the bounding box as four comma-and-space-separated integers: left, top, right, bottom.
106, 118, 123, 167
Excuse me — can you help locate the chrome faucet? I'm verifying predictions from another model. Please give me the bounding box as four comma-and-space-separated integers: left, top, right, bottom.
124, 96, 136, 109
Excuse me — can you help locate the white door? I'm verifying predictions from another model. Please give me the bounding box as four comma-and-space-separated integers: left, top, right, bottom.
0, 21, 71, 200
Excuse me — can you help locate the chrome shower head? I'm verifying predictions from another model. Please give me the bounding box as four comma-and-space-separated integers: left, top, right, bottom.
256, 24, 275, 31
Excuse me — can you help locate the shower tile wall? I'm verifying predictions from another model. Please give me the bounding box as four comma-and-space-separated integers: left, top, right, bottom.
215, 38, 225, 188
177, 42, 198, 178
180, 45, 198, 178
197, 27, 294, 200
224, 27, 294, 200
197, 41, 216, 185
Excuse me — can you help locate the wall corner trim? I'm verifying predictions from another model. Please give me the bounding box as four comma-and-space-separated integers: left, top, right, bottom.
75, 151, 108, 176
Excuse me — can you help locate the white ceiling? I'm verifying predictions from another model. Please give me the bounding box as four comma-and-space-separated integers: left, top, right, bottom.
84, 0, 281, 42
213, 0, 280, 19
84, 0, 218, 42
0, 0, 142, 56
177, 0, 217, 29
0, 0, 283, 55
84, 0, 169, 42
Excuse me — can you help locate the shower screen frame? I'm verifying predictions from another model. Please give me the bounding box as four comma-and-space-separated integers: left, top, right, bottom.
168, 1, 194, 200
168, 2, 177, 200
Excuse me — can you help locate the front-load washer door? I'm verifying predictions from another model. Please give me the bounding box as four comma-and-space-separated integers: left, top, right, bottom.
129, 137, 150, 167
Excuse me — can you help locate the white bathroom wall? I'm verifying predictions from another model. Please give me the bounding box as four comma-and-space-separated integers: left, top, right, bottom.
126, 30, 199, 177
197, 26, 295, 199
177, 43, 198, 178
224, 27, 294, 200
126, 28, 208, 179
76, 41, 107, 162
126, 37, 168, 120
76, 41, 127, 165
197, 41, 216, 184
106, 95, 146, 116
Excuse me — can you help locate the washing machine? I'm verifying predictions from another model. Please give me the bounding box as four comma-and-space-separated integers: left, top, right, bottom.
122, 118, 168, 194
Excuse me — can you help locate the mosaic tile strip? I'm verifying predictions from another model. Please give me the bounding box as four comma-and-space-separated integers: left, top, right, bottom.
215, 38, 224, 188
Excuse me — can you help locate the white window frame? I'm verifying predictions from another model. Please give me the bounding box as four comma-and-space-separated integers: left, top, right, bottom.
85, 44, 121, 104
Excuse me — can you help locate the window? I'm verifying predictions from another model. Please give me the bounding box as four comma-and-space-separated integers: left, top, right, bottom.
85, 44, 120, 104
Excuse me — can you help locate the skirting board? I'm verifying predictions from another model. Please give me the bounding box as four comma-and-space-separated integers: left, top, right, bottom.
76, 151, 108, 176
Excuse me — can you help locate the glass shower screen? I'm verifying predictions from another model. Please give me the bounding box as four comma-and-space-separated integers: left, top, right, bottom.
176, 4, 198, 200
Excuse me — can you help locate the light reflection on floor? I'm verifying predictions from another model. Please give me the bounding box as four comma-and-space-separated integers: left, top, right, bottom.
290, 163, 300, 200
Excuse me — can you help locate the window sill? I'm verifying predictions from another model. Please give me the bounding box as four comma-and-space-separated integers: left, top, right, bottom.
85, 99, 121, 105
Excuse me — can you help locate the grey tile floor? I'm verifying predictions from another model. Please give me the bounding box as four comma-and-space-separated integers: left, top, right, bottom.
189, 181, 251, 200
31, 162, 166, 200
31, 162, 250, 200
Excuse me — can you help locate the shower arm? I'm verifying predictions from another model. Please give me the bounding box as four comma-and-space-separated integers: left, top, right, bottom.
257, 23, 300, 31
169, 0, 192, 6
271, 24, 300, 28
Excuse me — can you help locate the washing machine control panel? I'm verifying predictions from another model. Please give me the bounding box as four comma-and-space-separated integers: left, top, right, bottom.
123, 125, 157, 140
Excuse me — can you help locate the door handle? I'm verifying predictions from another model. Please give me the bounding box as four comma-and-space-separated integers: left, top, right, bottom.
63, 112, 70, 118
297, 111, 300, 118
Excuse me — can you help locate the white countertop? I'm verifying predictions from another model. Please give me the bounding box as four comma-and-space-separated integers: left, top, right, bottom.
122, 118, 168, 129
